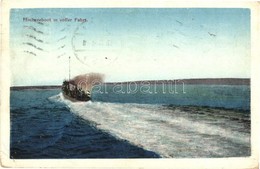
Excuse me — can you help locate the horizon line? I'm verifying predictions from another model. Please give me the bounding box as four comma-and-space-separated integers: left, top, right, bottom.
10, 77, 250, 87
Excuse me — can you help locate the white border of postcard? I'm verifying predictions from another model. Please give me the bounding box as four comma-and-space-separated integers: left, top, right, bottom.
1, 0, 259, 168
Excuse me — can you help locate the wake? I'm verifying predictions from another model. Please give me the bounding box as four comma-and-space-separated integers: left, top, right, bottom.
49, 93, 250, 158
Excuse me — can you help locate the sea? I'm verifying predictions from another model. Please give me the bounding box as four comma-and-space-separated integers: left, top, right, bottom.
10, 84, 251, 158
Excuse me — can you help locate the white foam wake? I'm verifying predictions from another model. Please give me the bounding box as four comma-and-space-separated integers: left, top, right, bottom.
50, 93, 250, 157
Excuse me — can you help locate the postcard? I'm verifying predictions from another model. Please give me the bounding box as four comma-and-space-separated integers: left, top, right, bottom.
0, 0, 259, 168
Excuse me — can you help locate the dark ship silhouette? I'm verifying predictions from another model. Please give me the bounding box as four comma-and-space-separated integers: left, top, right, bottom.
62, 80, 91, 102
61, 56, 104, 102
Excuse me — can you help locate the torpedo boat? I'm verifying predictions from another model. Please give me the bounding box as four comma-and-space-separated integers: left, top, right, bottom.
61, 56, 91, 102
61, 56, 104, 102
62, 80, 91, 102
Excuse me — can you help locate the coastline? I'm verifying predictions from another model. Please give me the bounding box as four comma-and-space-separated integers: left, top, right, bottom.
10, 85, 61, 90
10, 78, 250, 90
105, 78, 250, 85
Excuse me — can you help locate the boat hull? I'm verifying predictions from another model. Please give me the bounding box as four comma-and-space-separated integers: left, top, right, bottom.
62, 91, 91, 102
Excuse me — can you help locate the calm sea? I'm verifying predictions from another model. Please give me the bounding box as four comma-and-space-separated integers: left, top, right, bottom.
10, 84, 250, 158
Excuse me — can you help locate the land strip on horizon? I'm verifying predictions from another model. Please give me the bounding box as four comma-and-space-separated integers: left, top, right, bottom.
10, 78, 250, 90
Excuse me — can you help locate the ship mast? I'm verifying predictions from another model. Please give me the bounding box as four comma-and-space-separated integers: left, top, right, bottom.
69, 56, 71, 81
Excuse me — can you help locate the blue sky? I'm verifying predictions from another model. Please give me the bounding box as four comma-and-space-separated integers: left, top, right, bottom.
10, 8, 250, 86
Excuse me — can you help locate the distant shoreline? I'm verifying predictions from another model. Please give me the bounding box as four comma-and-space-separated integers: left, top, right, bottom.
108, 78, 250, 85
10, 85, 61, 90
10, 78, 250, 90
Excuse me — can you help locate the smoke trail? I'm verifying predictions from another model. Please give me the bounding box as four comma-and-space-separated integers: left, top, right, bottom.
69, 73, 104, 92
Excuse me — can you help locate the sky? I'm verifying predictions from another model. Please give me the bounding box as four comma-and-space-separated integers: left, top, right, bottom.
10, 8, 250, 86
